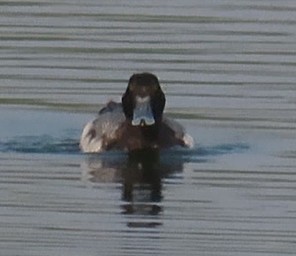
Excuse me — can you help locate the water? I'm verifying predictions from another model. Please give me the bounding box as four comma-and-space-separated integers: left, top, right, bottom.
1, 0, 296, 255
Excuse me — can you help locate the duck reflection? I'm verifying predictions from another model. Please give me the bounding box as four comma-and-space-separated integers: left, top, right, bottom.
81, 149, 184, 219
122, 149, 162, 203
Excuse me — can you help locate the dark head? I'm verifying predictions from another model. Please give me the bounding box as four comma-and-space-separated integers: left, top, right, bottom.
122, 73, 166, 127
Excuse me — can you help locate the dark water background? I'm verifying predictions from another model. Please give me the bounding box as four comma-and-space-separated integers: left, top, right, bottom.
1, 1, 296, 255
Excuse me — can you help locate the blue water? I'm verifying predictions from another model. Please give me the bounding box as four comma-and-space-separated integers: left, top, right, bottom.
0, 106, 250, 159
1, 0, 296, 255
0, 108, 249, 165
0, 133, 249, 156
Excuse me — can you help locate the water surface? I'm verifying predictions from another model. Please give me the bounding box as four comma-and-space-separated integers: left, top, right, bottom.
1, 1, 296, 255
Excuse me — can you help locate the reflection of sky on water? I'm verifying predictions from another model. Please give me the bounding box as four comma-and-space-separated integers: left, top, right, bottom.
79, 143, 250, 224
1, 0, 296, 253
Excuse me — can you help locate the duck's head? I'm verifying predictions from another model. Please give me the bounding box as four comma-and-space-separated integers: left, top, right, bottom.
122, 73, 166, 127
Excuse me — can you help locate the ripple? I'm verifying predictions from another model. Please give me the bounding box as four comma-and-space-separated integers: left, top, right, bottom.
0, 134, 249, 160
0, 135, 79, 154
1, 1, 296, 255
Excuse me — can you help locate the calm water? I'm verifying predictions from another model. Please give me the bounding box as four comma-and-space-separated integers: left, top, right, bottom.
1, 1, 296, 255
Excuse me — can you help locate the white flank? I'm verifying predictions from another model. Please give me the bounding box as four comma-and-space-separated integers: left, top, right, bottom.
183, 133, 195, 148
79, 121, 103, 153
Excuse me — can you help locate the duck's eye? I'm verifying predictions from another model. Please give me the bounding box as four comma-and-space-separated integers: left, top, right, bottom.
129, 83, 136, 91
151, 83, 158, 91
148, 83, 159, 94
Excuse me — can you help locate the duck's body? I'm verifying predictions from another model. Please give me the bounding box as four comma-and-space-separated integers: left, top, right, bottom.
80, 73, 194, 153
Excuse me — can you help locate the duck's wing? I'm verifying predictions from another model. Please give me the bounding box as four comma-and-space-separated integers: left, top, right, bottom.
162, 115, 194, 148
80, 102, 125, 153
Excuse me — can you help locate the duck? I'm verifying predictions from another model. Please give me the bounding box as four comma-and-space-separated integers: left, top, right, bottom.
80, 72, 194, 153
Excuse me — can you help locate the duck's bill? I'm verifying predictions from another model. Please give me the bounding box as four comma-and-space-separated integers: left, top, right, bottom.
132, 96, 155, 126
